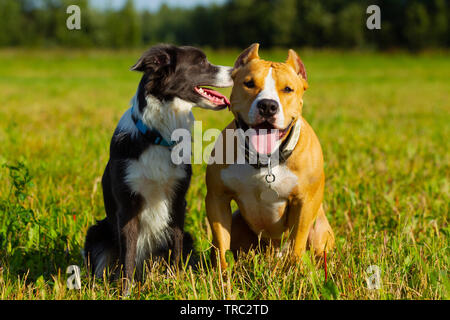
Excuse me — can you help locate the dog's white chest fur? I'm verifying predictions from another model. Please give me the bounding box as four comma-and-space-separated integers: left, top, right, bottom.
221, 163, 298, 238
123, 95, 193, 264
126, 147, 187, 262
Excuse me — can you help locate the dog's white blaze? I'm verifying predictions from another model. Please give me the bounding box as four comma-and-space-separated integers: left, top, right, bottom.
220, 163, 297, 238
248, 67, 285, 128
214, 66, 233, 87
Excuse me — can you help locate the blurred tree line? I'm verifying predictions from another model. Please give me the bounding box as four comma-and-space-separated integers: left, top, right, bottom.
0, 0, 448, 50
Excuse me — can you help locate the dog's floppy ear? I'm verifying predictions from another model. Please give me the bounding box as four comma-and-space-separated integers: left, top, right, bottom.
286, 49, 308, 90
233, 43, 260, 72
131, 46, 171, 73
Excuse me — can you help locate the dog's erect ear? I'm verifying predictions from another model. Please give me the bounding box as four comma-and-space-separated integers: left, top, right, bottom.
131, 46, 171, 73
286, 49, 308, 90
233, 43, 260, 71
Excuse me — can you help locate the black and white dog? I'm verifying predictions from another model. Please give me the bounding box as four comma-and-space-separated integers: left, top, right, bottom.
84, 44, 233, 285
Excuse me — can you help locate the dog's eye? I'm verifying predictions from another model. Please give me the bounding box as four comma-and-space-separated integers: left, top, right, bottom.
283, 86, 294, 93
244, 80, 255, 88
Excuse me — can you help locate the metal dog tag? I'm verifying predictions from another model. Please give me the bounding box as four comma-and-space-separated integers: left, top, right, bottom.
260, 156, 279, 201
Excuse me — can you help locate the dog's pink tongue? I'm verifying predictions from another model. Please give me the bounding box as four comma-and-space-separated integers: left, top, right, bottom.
249, 131, 278, 155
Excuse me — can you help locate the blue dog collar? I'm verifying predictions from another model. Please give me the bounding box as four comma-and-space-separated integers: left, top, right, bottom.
131, 105, 175, 147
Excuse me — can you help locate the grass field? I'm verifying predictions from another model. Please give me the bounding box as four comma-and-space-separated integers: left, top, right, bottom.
0, 48, 448, 300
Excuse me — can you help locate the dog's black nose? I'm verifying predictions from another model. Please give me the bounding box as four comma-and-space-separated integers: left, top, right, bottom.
257, 99, 279, 117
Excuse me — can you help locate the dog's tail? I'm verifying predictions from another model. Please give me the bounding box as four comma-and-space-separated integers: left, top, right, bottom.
84, 218, 118, 278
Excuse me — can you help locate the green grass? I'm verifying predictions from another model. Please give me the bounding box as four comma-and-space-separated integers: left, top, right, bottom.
0, 48, 448, 299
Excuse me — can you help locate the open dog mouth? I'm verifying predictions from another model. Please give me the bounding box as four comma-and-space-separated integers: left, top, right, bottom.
194, 86, 230, 108
237, 114, 294, 155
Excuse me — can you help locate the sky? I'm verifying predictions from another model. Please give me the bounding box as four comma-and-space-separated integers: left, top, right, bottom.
91, 0, 227, 12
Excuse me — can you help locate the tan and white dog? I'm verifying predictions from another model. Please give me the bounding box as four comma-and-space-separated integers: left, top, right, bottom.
206, 44, 334, 269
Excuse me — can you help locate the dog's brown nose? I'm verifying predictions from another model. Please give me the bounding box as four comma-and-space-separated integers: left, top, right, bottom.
257, 99, 279, 117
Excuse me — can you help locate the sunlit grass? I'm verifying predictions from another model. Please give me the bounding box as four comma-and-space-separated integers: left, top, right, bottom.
0, 49, 448, 299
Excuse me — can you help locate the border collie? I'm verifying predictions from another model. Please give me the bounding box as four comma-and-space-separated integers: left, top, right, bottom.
84, 44, 233, 287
